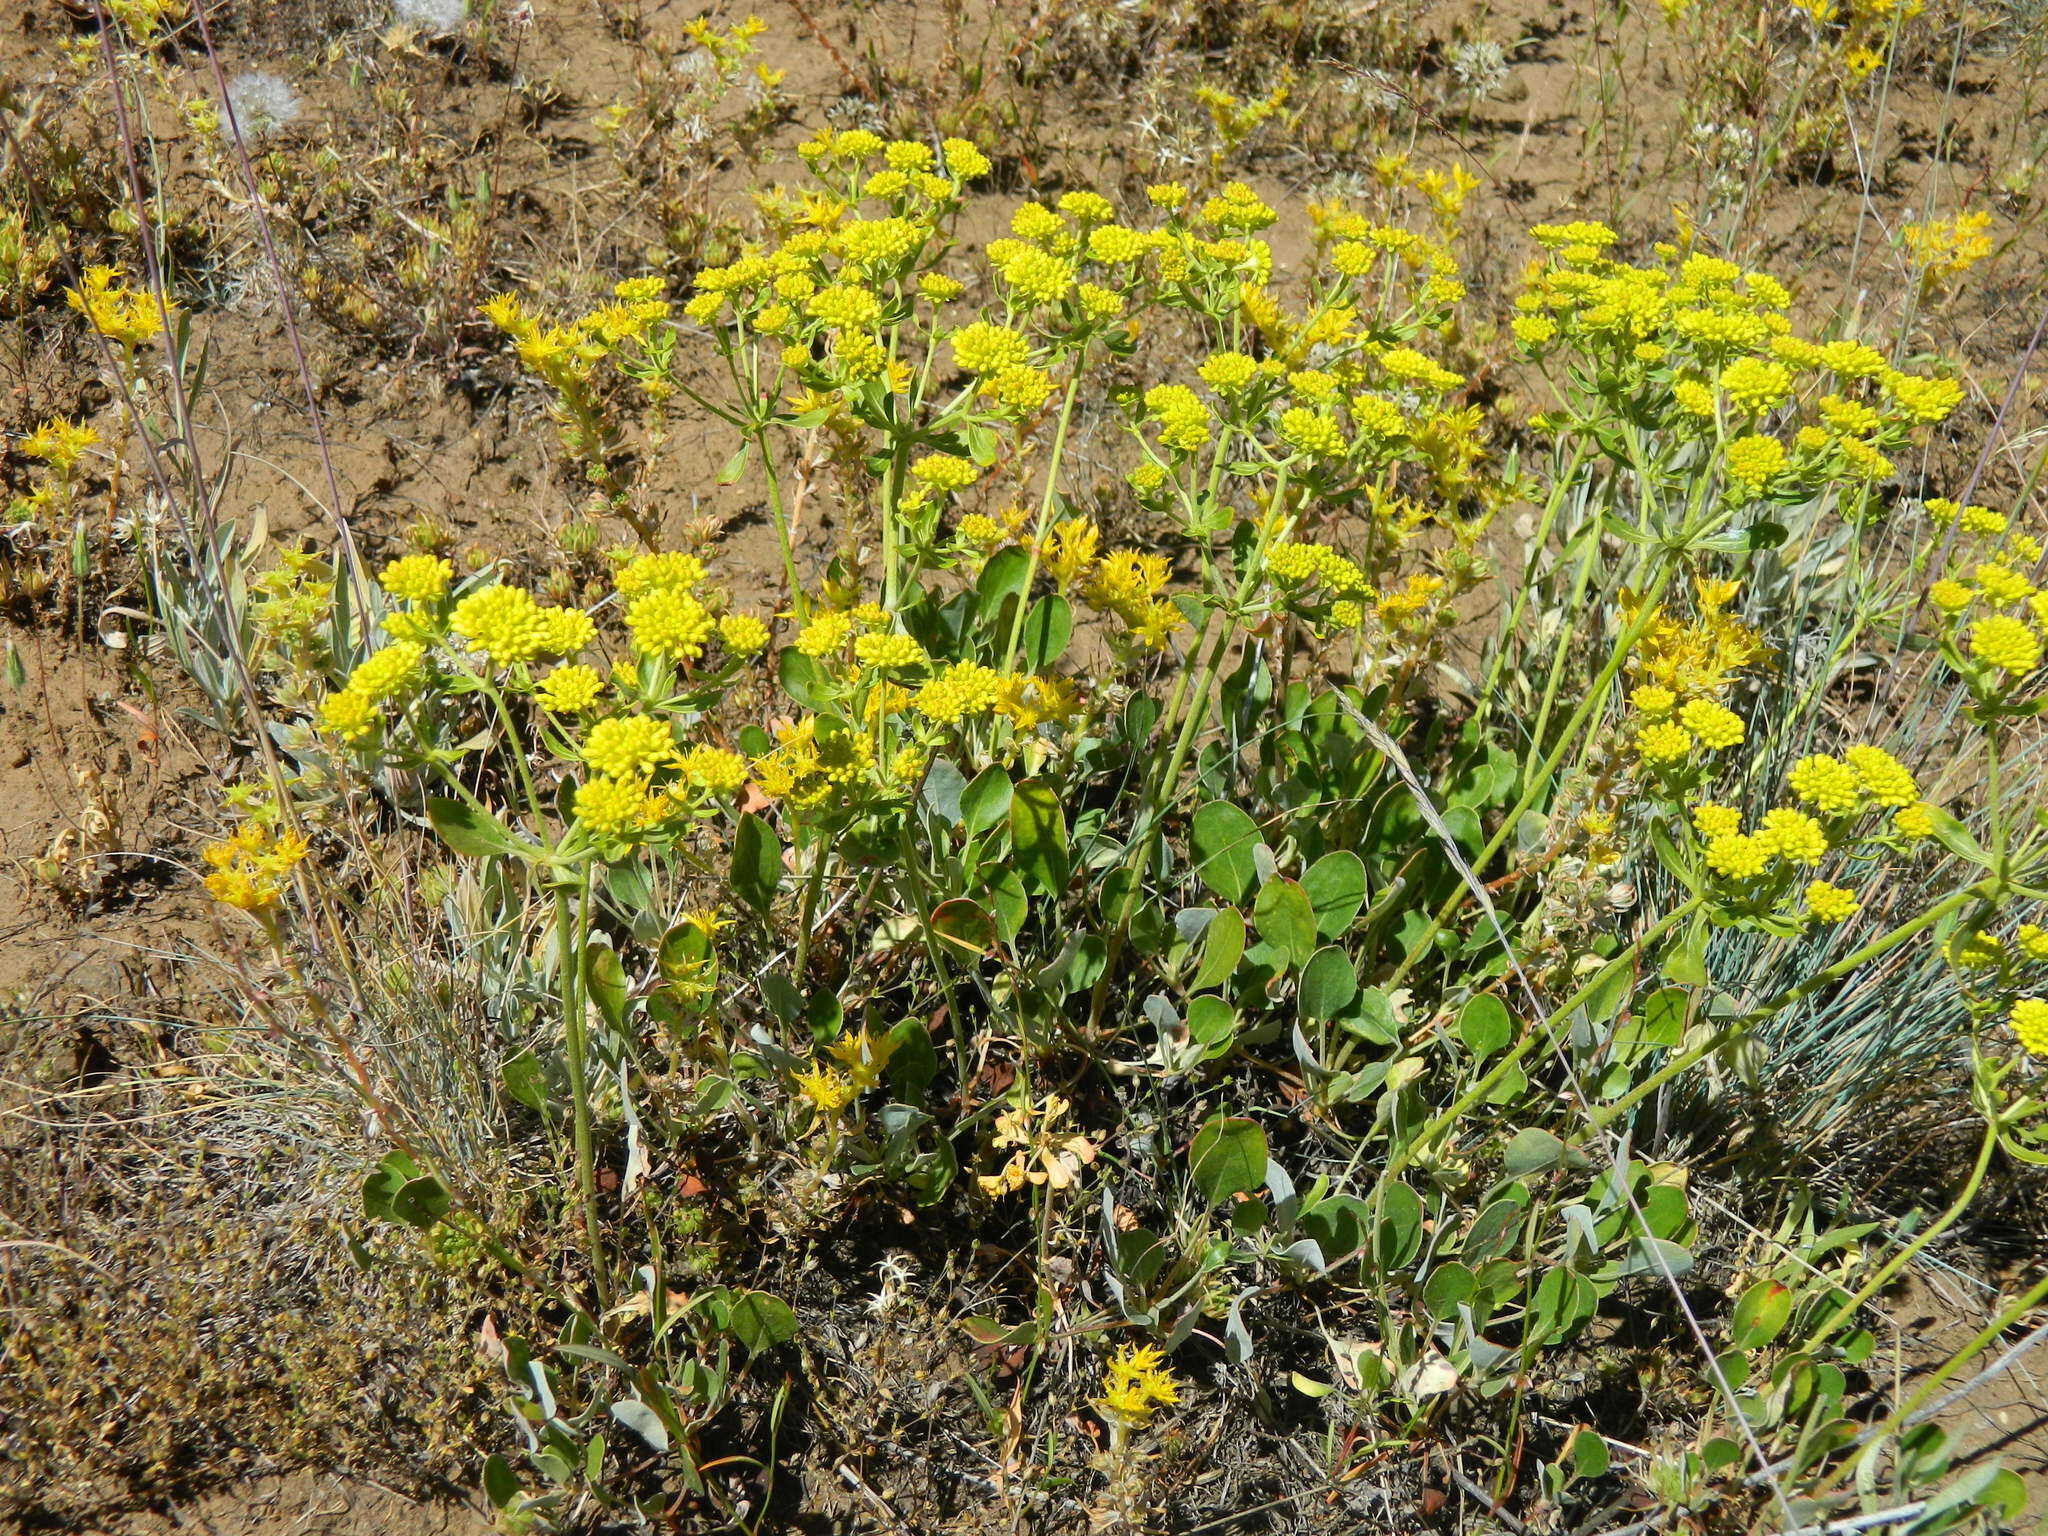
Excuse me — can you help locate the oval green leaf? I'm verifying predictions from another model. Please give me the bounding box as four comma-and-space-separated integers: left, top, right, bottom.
1190, 907, 1245, 992
960, 765, 1013, 839
1010, 778, 1069, 895
1302, 850, 1367, 939
727, 1290, 798, 1352
1730, 1279, 1793, 1352
1252, 878, 1316, 971
1189, 802, 1260, 903
1457, 994, 1512, 1059
1189, 1114, 1266, 1204
1298, 945, 1359, 1021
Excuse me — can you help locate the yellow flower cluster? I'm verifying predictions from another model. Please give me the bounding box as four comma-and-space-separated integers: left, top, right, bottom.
1700, 806, 1828, 878
1787, 746, 1919, 817
66, 265, 173, 350
750, 717, 876, 810
914, 660, 1004, 724
448, 585, 594, 668
536, 664, 606, 713
583, 714, 674, 777
481, 275, 669, 386
19, 416, 96, 472
380, 554, 453, 604
1082, 548, 1183, 650
2011, 998, 2048, 1058
1514, 235, 1964, 502
201, 822, 310, 913
793, 1060, 858, 1115
1902, 211, 1993, 286
1919, 507, 2048, 697
978, 1093, 1098, 1197
1626, 582, 1765, 768
1095, 1343, 1181, 1425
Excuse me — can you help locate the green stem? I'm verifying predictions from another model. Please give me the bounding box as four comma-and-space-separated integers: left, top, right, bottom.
753, 428, 807, 627
1382, 896, 1701, 1186
791, 829, 832, 984
1477, 441, 1590, 728
557, 871, 609, 1312
999, 365, 1085, 675
1806, 1117, 1996, 1347
1389, 559, 1680, 988
1590, 885, 1981, 1130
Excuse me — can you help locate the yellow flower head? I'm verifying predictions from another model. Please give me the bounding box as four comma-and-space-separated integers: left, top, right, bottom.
575, 774, 655, 839
627, 587, 716, 660
1804, 880, 1858, 924
583, 714, 674, 778
1636, 719, 1693, 765
718, 613, 771, 655
2010, 998, 2048, 1058
1705, 831, 1771, 880
1788, 754, 1860, 816
1969, 614, 2041, 677
536, 664, 606, 713
1692, 802, 1743, 839
379, 554, 453, 604
318, 688, 379, 742
1678, 698, 1744, 751
1758, 807, 1828, 865
1095, 1343, 1181, 1425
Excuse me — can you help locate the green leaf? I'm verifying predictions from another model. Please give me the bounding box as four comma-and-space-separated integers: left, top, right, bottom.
426, 796, 520, 860
393, 1172, 452, 1230
1189, 1115, 1266, 1203
1730, 1279, 1793, 1351
659, 922, 715, 991
1457, 994, 1512, 1059
1020, 595, 1073, 670
482, 1454, 522, 1510
1579, 962, 1631, 1027
361, 1150, 420, 1223
611, 1399, 670, 1452
501, 1050, 548, 1112
977, 546, 1031, 624
727, 1290, 798, 1352
982, 865, 1027, 945
1422, 1261, 1477, 1320
1010, 778, 1069, 895
1926, 805, 1990, 867
1503, 1127, 1567, 1178
1186, 994, 1236, 1050
1373, 1181, 1425, 1269
731, 812, 783, 914
716, 442, 751, 486
1665, 913, 1710, 987
1190, 908, 1244, 991
1529, 1267, 1597, 1342
777, 648, 830, 710
960, 765, 1013, 839
1189, 802, 1260, 903
1602, 1236, 1694, 1280
1568, 1429, 1610, 1480
584, 943, 626, 1032
930, 897, 997, 958
1298, 946, 1359, 1021
1301, 851, 1367, 939
1252, 878, 1316, 970
886, 1019, 937, 1100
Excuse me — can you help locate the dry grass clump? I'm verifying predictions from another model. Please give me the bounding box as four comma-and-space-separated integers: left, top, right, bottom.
0, 990, 512, 1520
